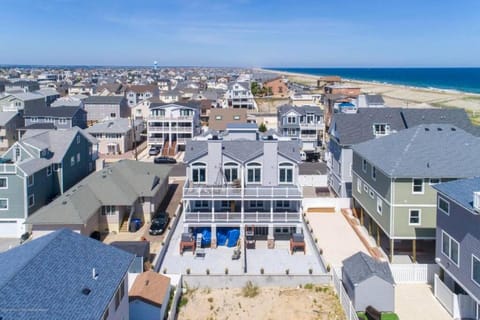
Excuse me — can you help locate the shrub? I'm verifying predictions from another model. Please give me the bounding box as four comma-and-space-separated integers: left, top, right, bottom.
179, 297, 188, 308
304, 283, 314, 290
242, 281, 259, 298
326, 264, 331, 272
207, 297, 214, 303
381, 313, 400, 320
186, 268, 191, 275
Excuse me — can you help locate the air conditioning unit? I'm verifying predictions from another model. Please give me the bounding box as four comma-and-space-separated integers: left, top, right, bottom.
474, 191, 480, 212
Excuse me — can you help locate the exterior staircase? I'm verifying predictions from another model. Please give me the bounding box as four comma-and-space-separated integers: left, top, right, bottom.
119, 215, 129, 232
162, 140, 170, 156
169, 140, 177, 156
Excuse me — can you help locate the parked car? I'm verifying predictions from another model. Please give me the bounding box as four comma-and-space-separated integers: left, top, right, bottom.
149, 147, 160, 156
154, 156, 177, 164
149, 213, 170, 235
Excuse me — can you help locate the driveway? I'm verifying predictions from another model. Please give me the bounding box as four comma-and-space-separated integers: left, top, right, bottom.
306, 211, 370, 268
395, 284, 452, 320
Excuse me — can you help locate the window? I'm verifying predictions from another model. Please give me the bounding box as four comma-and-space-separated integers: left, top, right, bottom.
14, 146, 20, 162
27, 175, 34, 187
430, 178, 440, 185
409, 209, 421, 225
215, 115, 222, 120
376, 197, 382, 215
441, 231, 459, 266
0, 199, 8, 210
220, 200, 230, 209
472, 255, 480, 286
276, 200, 290, 209
0, 177, 7, 189
110, 113, 116, 118
372, 166, 376, 180
192, 163, 206, 183
70, 156, 75, 167
247, 162, 261, 183
102, 206, 116, 215
233, 115, 240, 120
362, 159, 367, 173
28, 194, 35, 208
250, 201, 263, 209
412, 178, 424, 194
287, 116, 296, 124
76, 153, 80, 163
223, 162, 238, 183
194, 200, 209, 208
76, 135, 80, 144
356, 179, 362, 194
373, 123, 390, 136
369, 190, 374, 199
438, 197, 450, 215
46, 166, 52, 176
279, 163, 293, 184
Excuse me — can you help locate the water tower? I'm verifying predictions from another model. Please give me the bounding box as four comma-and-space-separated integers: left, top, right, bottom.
153, 61, 158, 70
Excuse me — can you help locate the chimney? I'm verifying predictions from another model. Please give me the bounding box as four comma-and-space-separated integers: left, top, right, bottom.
207, 140, 223, 185
263, 140, 278, 186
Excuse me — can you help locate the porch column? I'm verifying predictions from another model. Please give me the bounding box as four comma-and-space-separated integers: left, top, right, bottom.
211, 201, 215, 222
267, 224, 275, 249
360, 207, 364, 225
241, 200, 244, 223
211, 224, 217, 248
368, 217, 372, 235
270, 200, 274, 222
412, 239, 417, 263
390, 239, 394, 263
296, 224, 302, 234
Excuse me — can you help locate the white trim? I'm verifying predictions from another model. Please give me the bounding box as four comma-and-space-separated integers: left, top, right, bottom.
371, 166, 377, 181
393, 204, 437, 208
438, 196, 450, 216
0, 177, 7, 189
28, 194, 35, 208
278, 162, 294, 184
222, 162, 239, 183
191, 162, 207, 184
246, 161, 262, 184
472, 254, 480, 288
440, 260, 480, 306
412, 178, 425, 194
376, 196, 382, 215
27, 175, 34, 187
362, 159, 367, 173
441, 230, 460, 268
408, 209, 421, 226
0, 198, 8, 210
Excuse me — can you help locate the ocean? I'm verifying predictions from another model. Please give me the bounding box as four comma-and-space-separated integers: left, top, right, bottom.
265, 67, 480, 94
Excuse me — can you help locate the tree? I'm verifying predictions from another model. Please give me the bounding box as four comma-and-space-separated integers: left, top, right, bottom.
251, 82, 261, 96
258, 122, 267, 132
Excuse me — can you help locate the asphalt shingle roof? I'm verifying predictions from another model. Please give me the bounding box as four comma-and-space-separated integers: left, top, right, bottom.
83, 96, 125, 105
0, 229, 134, 320
342, 252, 395, 285
278, 104, 323, 116
433, 177, 480, 211
86, 118, 142, 134
24, 106, 83, 118
352, 124, 480, 178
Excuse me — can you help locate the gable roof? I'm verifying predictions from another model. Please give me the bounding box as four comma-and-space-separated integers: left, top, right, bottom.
0, 111, 19, 126
342, 252, 394, 285
83, 95, 125, 105
129, 271, 171, 308
149, 101, 201, 110
86, 118, 142, 134
0, 229, 134, 320
26, 160, 172, 225
278, 104, 323, 116
352, 124, 480, 178
24, 105, 84, 118
208, 108, 247, 131
433, 177, 480, 212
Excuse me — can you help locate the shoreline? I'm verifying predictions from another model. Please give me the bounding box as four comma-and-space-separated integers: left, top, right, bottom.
258, 67, 480, 97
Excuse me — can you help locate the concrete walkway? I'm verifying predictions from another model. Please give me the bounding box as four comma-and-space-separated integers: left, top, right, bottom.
307, 211, 370, 268
395, 284, 452, 320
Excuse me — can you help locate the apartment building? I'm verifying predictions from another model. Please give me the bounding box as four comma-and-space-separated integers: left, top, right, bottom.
126, 85, 159, 108
83, 96, 129, 124
224, 82, 257, 109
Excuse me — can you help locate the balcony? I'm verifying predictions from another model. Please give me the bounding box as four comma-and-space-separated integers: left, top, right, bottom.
183, 180, 303, 199
299, 134, 318, 141
148, 125, 192, 133
299, 122, 324, 130
148, 115, 193, 121
183, 211, 301, 223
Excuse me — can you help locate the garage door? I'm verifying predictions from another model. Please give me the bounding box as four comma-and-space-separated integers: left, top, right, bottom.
0, 221, 18, 238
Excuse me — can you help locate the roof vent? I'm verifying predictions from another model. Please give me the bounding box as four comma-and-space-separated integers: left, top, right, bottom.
92, 268, 98, 280
437, 127, 443, 131
424, 128, 430, 131
451, 127, 456, 131
82, 288, 91, 295
62, 200, 67, 205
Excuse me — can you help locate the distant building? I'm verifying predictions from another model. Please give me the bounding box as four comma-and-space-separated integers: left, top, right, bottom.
83, 96, 130, 124
126, 85, 159, 108
51, 94, 87, 108
4, 79, 40, 93
129, 271, 171, 320
263, 77, 289, 98
35, 88, 60, 106
147, 102, 201, 155
0, 111, 23, 151
96, 83, 126, 96
0, 228, 134, 320
224, 82, 257, 109
23, 106, 87, 130
0, 127, 97, 237
0, 92, 45, 112
87, 118, 144, 155
317, 76, 341, 88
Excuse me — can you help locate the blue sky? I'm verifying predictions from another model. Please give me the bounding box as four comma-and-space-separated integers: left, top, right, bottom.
0, 0, 479, 67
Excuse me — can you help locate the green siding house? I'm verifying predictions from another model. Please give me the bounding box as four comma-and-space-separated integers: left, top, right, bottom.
0, 127, 97, 237
351, 124, 480, 262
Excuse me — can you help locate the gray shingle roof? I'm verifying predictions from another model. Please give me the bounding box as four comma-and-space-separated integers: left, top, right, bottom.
24, 106, 84, 118
433, 177, 480, 211
83, 95, 125, 105
0, 229, 134, 320
184, 139, 301, 163
352, 124, 480, 178
330, 107, 480, 146
278, 104, 323, 116
26, 160, 172, 225
86, 118, 142, 134
342, 252, 394, 285
0, 111, 18, 126
365, 95, 384, 105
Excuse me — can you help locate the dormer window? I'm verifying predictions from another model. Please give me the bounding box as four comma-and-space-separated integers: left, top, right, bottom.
373, 123, 390, 136
287, 116, 296, 124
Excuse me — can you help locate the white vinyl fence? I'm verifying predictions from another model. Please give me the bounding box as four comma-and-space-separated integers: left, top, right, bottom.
390, 263, 439, 284
332, 269, 359, 320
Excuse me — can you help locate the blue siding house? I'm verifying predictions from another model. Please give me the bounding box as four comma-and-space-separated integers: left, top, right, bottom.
0, 127, 98, 238
433, 178, 480, 319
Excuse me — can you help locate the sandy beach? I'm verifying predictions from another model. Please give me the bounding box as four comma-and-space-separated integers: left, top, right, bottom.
259, 68, 480, 124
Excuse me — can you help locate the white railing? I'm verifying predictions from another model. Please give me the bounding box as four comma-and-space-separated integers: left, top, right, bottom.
299, 134, 318, 140
148, 126, 193, 133
184, 211, 301, 223
183, 181, 303, 199
332, 269, 360, 320
390, 263, 439, 284
299, 123, 324, 130
148, 115, 193, 121
0, 163, 16, 174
